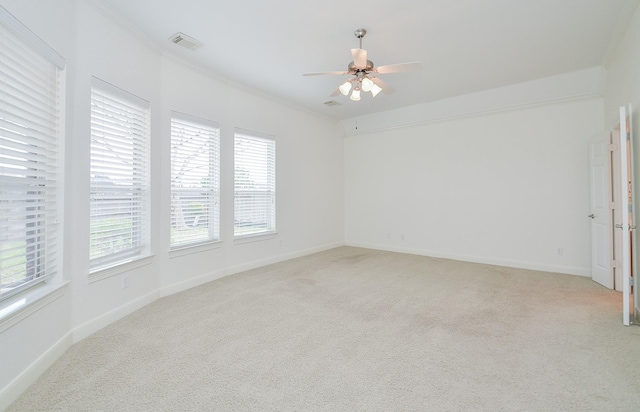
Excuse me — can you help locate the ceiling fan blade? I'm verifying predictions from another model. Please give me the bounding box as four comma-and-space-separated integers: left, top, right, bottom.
371, 77, 395, 94
329, 88, 341, 97
351, 48, 368, 69
374, 62, 422, 74
303, 71, 349, 76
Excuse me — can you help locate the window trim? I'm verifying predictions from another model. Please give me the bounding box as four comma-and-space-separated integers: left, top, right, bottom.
89, 77, 150, 275
233, 128, 276, 239
169, 111, 220, 250
0, 5, 65, 302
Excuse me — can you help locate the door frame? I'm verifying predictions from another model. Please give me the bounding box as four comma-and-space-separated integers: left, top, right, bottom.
592, 105, 637, 325
618, 105, 636, 326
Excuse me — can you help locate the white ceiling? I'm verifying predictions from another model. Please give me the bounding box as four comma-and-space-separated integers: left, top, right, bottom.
96, 0, 635, 121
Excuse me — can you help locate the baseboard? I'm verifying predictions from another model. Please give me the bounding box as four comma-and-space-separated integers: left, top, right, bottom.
0, 331, 73, 411
158, 268, 228, 298
228, 241, 345, 276
72, 290, 160, 343
345, 241, 591, 277
159, 241, 344, 297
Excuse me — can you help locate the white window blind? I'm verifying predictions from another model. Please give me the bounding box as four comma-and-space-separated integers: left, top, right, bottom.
170, 113, 220, 249
90, 78, 150, 272
0, 6, 64, 300
234, 129, 275, 237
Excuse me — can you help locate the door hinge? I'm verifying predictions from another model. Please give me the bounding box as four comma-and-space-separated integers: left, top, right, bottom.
611, 260, 616, 268
610, 201, 616, 210
609, 143, 617, 151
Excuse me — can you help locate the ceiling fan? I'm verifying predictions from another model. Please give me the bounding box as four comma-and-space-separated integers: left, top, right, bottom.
303, 28, 422, 101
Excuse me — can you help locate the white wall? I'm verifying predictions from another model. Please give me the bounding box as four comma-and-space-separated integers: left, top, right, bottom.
0, 0, 344, 408
0, 0, 76, 406
69, 0, 165, 338
604, 5, 640, 127
156, 56, 345, 294
338, 67, 605, 136
345, 96, 604, 276
603, 3, 640, 313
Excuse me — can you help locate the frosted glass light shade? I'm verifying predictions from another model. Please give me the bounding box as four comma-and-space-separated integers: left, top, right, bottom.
361, 77, 374, 92
350, 87, 361, 101
339, 81, 352, 96
370, 83, 382, 97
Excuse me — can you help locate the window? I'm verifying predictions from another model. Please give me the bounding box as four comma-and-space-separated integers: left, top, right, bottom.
0, 6, 65, 300
89, 78, 150, 272
170, 113, 220, 249
234, 129, 275, 237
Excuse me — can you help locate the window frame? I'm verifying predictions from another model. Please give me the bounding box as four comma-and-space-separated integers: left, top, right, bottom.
0, 6, 65, 302
169, 112, 220, 250
89, 77, 150, 274
233, 129, 276, 239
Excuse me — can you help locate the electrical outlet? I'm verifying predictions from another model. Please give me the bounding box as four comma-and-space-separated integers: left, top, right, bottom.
122, 275, 129, 289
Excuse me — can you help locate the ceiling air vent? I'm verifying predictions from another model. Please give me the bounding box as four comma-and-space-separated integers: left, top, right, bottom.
324, 100, 340, 107
169, 32, 202, 50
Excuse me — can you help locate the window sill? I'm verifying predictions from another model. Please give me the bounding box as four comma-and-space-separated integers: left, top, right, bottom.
233, 232, 277, 245
0, 279, 69, 334
169, 240, 222, 259
88, 255, 154, 284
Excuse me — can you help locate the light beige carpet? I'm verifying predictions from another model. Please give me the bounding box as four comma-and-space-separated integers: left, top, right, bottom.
8, 247, 640, 411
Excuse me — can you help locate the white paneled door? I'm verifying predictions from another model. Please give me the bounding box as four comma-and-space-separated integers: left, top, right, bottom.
590, 138, 613, 289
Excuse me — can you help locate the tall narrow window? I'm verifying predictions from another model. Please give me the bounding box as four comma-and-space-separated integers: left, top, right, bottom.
234, 129, 276, 238
0, 6, 65, 300
89, 78, 150, 272
170, 113, 220, 249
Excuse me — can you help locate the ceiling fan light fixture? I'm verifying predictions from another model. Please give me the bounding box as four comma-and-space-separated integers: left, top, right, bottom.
361, 76, 374, 92
339, 80, 352, 96
303, 28, 421, 102
350, 87, 361, 101
370, 83, 382, 97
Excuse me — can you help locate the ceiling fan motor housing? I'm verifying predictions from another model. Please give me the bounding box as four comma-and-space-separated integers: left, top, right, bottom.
348, 60, 375, 73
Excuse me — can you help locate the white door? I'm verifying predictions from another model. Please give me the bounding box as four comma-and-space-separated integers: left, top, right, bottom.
618, 105, 635, 326
611, 125, 624, 291
590, 138, 613, 288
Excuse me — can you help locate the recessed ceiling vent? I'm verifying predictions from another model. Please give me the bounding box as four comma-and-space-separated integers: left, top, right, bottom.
324, 100, 341, 107
169, 32, 202, 50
